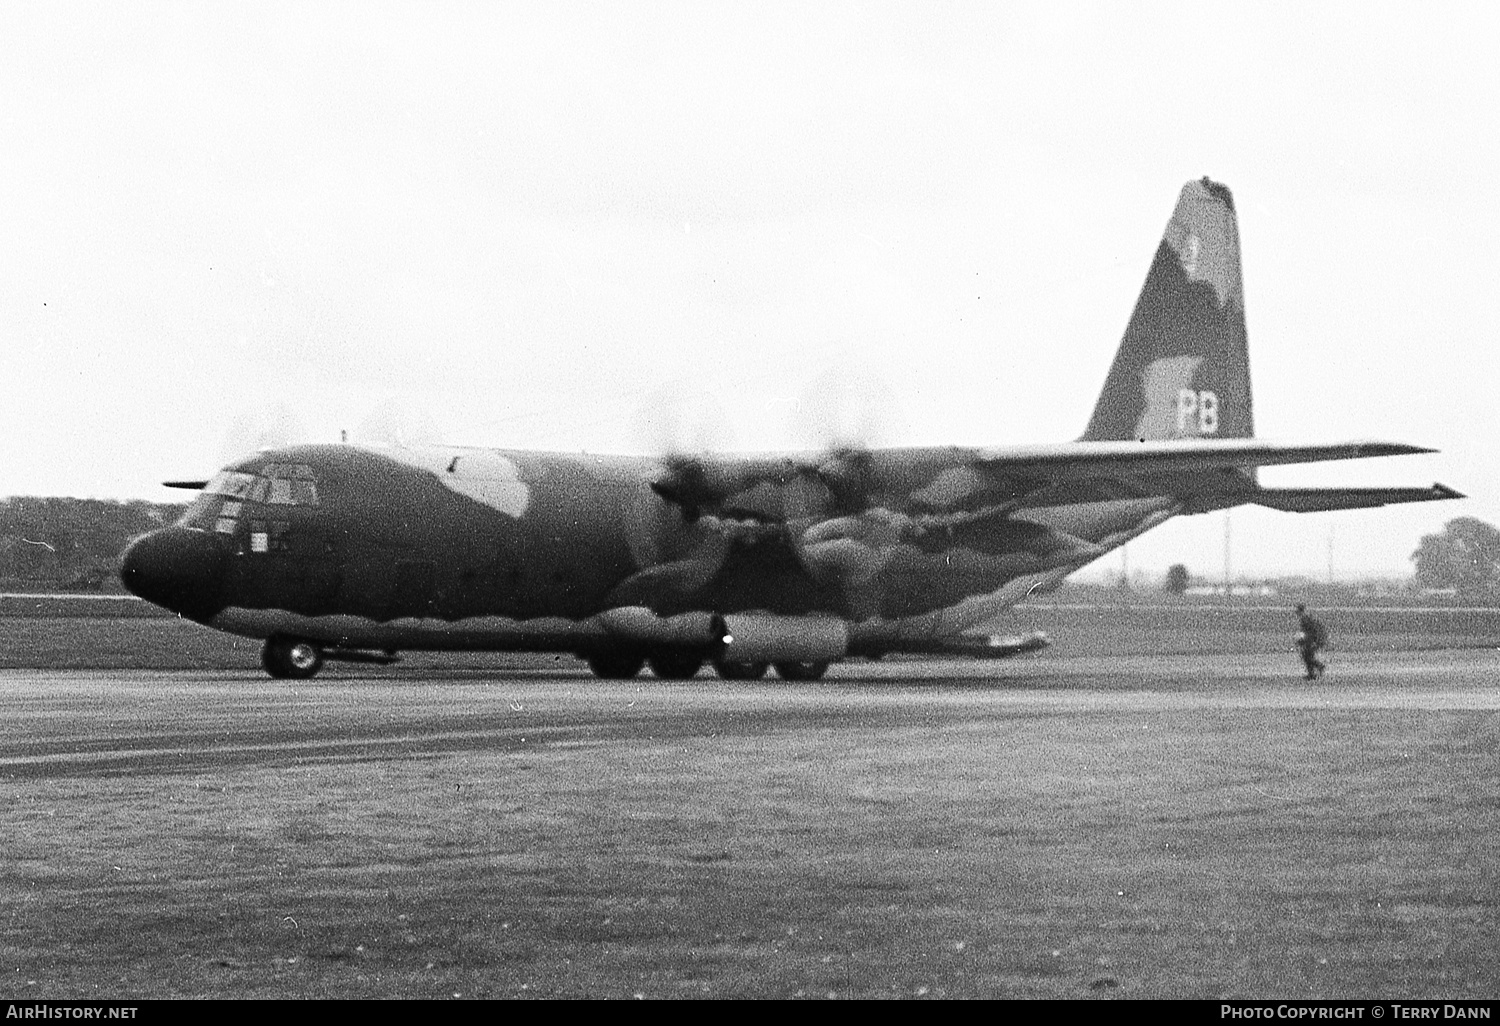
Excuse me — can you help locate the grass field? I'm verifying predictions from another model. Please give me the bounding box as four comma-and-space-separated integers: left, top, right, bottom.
0, 609, 1497, 999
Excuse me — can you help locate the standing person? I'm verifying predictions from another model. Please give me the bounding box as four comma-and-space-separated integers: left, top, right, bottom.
1294, 604, 1328, 680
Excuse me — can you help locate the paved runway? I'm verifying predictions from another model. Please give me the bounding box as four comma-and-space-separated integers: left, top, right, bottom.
2, 650, 1497, 998
3, 649, 1499, 774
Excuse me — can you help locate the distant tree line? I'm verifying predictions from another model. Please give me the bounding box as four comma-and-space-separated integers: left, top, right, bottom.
0, 497, 185, 591
1411, 517, 1500, 602
1080, 517, 1500, 608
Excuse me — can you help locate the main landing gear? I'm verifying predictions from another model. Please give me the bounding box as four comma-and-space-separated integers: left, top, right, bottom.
586, 651, 646, 680
714, 659, 768, 680
583, 651, 828, 681
586, 650, 703, 680
771, 661, 828, 681
261, 636, 325, 679
648, 651, 704, 680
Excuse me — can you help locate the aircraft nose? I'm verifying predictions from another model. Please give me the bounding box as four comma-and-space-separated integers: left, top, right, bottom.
120, 528, 228, 622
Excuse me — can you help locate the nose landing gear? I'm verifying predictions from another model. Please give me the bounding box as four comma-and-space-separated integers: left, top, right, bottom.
262, 636, 325, 679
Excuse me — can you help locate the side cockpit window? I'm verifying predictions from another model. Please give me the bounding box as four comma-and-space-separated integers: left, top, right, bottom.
261, 464, 320, 506
204, 471, 258, 499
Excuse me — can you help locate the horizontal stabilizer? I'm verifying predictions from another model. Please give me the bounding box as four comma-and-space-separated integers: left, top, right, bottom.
1251, 483, 1463, 513
162, 480, 209, 490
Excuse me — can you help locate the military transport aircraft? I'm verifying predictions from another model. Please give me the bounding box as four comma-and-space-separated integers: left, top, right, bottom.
120, 178, 1461, 680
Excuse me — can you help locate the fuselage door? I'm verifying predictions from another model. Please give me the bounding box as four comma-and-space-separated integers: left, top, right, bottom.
389, 560, 436, 620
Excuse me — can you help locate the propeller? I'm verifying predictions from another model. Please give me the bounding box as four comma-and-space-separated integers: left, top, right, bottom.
630, 381, 737, 458
788, 367, 909, 517
787, 365, 908, 449
649, 454, 722, 523
633, 383, 746, 522
636, 368, 907, 522
619, 369, 912, 610
812, 444, 880, 516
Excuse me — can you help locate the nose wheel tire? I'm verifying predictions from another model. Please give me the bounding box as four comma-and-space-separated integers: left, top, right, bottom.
262, 637, 325, 679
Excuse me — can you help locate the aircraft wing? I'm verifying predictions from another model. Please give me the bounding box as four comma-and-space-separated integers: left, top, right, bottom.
972, 438, 1436, 477
646, 438, 1457, 523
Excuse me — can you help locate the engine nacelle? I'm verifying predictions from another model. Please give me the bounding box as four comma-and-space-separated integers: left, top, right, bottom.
719, 614, 848, 664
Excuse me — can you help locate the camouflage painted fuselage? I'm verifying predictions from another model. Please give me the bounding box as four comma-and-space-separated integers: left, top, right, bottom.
172, 441, 1170, 653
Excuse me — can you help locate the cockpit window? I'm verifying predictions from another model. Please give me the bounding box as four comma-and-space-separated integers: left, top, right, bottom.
261, 463, 320, 506
204, 471, 258, 499
203, 464, 319, 507
183, 464, 320, 534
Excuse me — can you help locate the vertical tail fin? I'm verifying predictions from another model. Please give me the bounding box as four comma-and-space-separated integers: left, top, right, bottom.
1083, 177, 1253, 442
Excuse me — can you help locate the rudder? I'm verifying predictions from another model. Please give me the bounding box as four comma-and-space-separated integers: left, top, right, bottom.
1082, 178, 1253, 442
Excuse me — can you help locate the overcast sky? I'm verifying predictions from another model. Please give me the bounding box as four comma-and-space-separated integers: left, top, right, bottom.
2, 1, 1494, 580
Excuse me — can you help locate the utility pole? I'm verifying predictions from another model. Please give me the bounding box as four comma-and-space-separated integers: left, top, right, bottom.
1223, 511, 1232, 597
